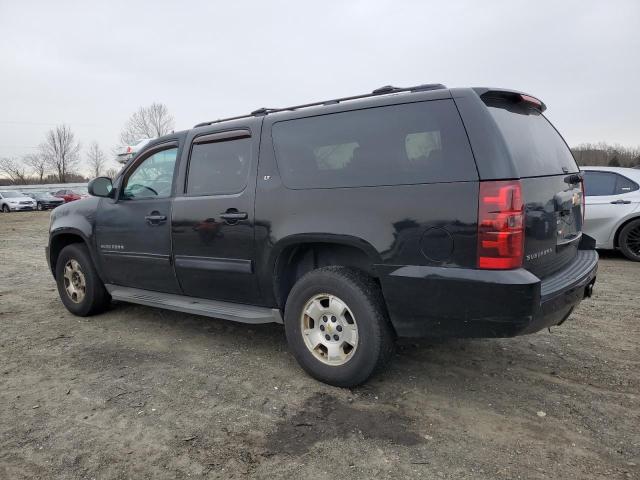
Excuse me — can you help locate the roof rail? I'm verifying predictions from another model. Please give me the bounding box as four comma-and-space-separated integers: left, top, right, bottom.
194, 83, 447, 128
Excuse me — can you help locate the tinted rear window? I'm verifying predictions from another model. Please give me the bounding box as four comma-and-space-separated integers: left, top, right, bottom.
186, 138, 252, 196
272, 99, 477, 189
486, 100, 578, 177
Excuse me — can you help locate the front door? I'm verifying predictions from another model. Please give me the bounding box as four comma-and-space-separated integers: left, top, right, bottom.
95, 142, 181, 293
171, 127, 261, 304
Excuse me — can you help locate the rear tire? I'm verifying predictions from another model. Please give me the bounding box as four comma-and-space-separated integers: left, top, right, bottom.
284, 267, 394, 387
2, 204, 9, 213
619, 219, 640, 261
55, 243, 111, 316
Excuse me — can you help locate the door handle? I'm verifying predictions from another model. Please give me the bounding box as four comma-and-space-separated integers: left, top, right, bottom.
220, 209, 248, 224
145, 212, 167, 225
610, 200, 631, 204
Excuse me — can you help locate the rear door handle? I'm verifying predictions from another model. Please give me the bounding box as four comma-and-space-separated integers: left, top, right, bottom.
610, 200, 631, 204
145, 212, 167, 225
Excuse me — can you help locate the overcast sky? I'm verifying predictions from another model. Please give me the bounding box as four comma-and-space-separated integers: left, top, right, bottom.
1, 0, 638, 173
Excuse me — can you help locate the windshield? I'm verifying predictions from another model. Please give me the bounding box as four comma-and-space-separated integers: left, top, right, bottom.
0, 191, 24, 198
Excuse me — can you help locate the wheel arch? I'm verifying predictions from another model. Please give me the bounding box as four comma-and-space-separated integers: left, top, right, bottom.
270, 234, 383, 309
49, 229, 93, 279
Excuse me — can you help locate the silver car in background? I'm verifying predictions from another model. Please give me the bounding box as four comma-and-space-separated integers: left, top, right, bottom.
0, 191, 37, 212
582, 166, 640, 261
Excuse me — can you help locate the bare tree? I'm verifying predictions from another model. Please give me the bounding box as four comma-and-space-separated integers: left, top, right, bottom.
104, 167, 119, 179
120, 102, 174, 146
0, 157, 29, 184
23, 153, 48, 183
572, 142, 640, 167
87, 141, 106, 178
40, 125, 81, 183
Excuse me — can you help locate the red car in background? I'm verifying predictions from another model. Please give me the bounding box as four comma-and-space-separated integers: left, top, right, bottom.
52, 189, 83, 203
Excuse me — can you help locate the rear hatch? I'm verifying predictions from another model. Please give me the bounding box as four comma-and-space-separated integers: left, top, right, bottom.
482, 92, 583, 279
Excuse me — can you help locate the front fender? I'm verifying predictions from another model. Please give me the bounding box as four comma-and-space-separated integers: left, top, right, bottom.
48, 198, 101, 277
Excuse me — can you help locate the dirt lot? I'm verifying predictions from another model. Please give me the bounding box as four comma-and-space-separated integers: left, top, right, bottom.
0, 211, 638, 479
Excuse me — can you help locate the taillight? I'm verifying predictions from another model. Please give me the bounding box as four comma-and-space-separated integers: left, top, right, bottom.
477, 180, 525, 269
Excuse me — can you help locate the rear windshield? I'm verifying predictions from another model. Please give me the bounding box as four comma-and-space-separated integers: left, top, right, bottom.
272, 99, 477, 189
486, 100, 578, 177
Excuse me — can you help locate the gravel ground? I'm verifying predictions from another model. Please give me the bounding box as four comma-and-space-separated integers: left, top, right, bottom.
0, 211, 638, 479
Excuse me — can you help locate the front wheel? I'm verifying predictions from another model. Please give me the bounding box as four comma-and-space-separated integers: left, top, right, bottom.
37, 203, 43, 211
619, 219, 640, 261
55, 243, 111, 316
284, 267, 394, 387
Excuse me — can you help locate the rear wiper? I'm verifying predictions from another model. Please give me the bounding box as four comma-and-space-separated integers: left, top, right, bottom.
564, 173, 583, 184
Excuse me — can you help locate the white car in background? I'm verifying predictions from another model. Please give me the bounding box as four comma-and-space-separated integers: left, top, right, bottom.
0, 191, 37, 212
582, 166, 640, 261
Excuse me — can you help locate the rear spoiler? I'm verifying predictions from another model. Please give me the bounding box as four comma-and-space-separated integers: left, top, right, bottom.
473, 88, 547, 112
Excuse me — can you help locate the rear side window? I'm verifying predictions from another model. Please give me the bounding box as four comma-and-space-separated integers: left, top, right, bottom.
615, 173, 639, 194
186, 138, 252, 196
583, 171, 616, 196
485, 100, 578, 177
583, 171, 639, 196
272, 99, 477, 189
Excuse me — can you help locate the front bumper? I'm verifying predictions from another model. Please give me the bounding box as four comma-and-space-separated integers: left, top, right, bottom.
41, 202, 63, 209
7, 204, 36, 211
379, 248, 598, 338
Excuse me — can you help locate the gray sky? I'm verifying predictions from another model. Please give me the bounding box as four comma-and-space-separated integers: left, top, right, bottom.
1, 0, 639, 173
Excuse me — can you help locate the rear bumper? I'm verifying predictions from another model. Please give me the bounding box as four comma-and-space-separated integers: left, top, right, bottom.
379, 248, 598, 338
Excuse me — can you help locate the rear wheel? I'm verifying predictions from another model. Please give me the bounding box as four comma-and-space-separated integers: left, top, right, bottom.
37, 202, 43, 211
619, 219, 640, 261
284, 267, 394, 387
55, 243, 110, 316
2, 204, 9, 213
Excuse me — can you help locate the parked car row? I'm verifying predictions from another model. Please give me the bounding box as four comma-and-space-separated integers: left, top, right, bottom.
0, 188, 87, 212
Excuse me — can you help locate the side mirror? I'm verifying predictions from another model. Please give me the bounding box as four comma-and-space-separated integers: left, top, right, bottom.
88, 176, 114, 198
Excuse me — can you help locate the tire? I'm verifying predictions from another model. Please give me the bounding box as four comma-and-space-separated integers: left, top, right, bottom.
37, 203, 43, 211
284, 266, 395, 387
2, 204, 9, 213
55, 243, 110, 316
619, 219, 640, 262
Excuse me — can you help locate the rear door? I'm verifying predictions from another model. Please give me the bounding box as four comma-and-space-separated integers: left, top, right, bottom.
171, 125, 262, 304
583, 170, 640, 246
482, 94, 583, 278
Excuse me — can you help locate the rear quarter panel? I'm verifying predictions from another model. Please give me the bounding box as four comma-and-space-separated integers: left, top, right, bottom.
254, 113, 479, 306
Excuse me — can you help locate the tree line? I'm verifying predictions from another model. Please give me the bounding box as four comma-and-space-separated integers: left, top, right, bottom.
571, 143, 640, 168
0, 102, 174, 186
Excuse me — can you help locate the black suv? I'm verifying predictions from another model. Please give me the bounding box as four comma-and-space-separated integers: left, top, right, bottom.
47, 84, 598, 386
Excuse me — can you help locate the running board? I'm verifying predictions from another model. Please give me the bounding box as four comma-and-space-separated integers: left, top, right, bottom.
105, 285, 283, 324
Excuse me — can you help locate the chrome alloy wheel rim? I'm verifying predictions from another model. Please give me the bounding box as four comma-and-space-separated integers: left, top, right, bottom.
300, 294, 358, 366
63, 259, 86, 303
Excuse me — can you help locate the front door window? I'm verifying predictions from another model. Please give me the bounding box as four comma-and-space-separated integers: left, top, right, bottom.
123, 147, 178, 199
